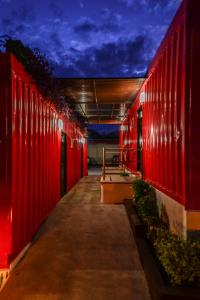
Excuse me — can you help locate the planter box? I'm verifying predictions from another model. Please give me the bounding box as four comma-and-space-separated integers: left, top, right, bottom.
124, 200, 200, 300
124, 199, 147, 238
100, 176, 134, 204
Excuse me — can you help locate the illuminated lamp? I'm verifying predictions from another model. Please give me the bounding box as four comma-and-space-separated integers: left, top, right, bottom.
121, 125, 128, 132
58, 119, 64, 131
140, 91, 145, 104
124, 139, 130, 146
79, 137, 86, 144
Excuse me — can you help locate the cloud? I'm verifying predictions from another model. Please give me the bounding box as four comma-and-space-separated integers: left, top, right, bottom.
101, 8, 122, 22
80, 1, 84, 8
73, 10, 124, 41
49, 1, 65, 18
74, 17, 98, 34
100, 8, 122, 32
0, 3, 164, 78
0, 0, 11, 3
53, 35, 152, 77
119, 0, 181, 13
0, 0, 181, 77
11, 6, 35, 21
119, 0, 135, 7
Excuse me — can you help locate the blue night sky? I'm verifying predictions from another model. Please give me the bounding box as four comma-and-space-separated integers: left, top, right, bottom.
0, 0, 181, 77
88, 124, 119, 134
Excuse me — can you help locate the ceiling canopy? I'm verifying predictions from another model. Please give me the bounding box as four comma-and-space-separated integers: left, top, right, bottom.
58, 78, 145, 124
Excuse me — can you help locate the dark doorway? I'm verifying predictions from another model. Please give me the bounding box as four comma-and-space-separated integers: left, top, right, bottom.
137, 107, 143, 172
60, 132, 67, 197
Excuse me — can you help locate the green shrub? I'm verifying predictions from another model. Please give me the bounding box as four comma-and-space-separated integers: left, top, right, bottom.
132, 179, 152, 202
132, 179, 200, 286
137, 194, 159, 219
119, 172, 129, 177
151, 228, 200, 286
133, 181, 160, 227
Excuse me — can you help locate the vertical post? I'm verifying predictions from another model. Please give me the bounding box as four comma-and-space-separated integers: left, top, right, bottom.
103, 147, 105, 180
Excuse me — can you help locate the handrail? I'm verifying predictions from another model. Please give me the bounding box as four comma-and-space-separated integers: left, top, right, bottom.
102, 147, 141, 180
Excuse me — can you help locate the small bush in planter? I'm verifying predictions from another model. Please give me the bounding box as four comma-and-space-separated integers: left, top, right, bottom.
131, 179, 200, 287
150, 228, 200, 286
132, 179, 152, 202
120, 172, 129, 177
137, 194, 159, 219
133, 180, 159, 226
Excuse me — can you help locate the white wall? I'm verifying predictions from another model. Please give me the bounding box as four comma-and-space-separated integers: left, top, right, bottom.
88, 143, 119, 165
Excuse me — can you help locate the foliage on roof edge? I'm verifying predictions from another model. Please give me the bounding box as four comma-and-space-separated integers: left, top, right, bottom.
0, 36, 87, 132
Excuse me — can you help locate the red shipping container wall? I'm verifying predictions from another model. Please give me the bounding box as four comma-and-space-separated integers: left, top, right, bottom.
0, 54, 87, 268
0, 54, 12, 268
143, 3, 186, 206
83, 142, 88, 177
120, 0, 200, 211
185, 0, 200, 210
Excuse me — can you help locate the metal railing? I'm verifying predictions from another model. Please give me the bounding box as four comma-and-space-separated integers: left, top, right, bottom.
102, 147, 141, 180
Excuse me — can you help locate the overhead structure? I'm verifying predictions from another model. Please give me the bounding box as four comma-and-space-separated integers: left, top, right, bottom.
58, 78, 145, 124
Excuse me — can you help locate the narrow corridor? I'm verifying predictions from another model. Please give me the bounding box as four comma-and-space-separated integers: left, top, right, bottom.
0, 176, 151, 300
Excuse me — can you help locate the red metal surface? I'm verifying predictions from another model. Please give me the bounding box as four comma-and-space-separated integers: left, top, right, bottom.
120, 0, 200, 210
185, 0, 200, 210
83, 142, 88, 177
0, 54, 87, 268
0, 54, 12, 268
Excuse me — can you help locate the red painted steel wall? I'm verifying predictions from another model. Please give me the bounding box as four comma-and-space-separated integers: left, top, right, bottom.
83, 142, 88, 177
0, 54, 12, 268
0, 54, 87, 268
120, 0, 200, 210
185, 0, 200, 210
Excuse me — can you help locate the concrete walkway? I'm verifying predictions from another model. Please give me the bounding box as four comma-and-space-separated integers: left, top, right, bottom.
0, 176, 151, 300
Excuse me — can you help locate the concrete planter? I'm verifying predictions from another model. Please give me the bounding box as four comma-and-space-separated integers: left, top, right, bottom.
124, 199, 147, 238
100, 176, 134, 204
124, 199, 200, 300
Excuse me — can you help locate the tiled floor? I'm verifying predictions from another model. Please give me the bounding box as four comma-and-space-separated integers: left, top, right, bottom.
0, 176, 151, 300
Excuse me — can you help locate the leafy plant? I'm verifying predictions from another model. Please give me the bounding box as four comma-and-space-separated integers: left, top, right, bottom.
120, 172, 129, 177
132, 179, 200, 286
132, 179, 152, 202
0, 37, 53, 97
133, 179, 159, 227
0, 37, 87, 131
137, 194, 158, 219
151, 228, 200, 286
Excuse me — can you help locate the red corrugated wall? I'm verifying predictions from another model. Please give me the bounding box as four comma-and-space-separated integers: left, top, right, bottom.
0, 54, 87, 268
120, 0, 200, 210
143, 2, 186, 205
0, 54, 12, 268
185, 0, 200, 210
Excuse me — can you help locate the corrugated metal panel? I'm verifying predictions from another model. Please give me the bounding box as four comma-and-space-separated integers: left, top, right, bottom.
143, 5, 186, 205
10, 57, 62, 259
185, 0, 200, 210
0, 54, 12, 267
83, 142, 88, 177
0, 54, 87, 268
121, 0, 190, 206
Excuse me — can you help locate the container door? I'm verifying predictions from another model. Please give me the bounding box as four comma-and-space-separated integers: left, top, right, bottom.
137, 108, 143, 172
60, 132, 67, 197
